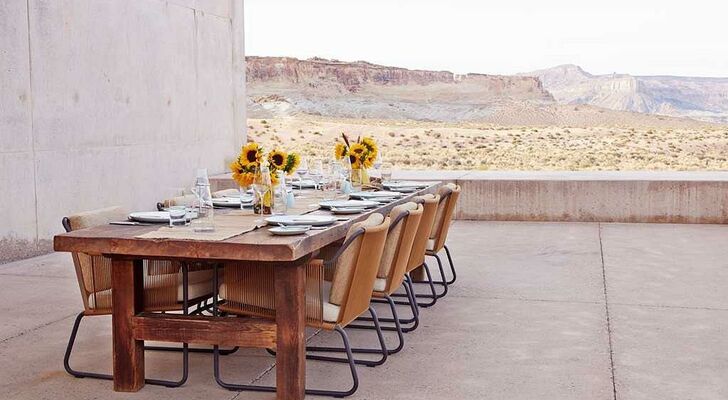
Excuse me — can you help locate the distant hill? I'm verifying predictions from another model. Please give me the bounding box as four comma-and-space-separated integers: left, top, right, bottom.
246, 56, 713, 128
524, 65, 728, 123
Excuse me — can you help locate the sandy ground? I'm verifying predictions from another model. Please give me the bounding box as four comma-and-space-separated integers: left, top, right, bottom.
246, 116, 728, 170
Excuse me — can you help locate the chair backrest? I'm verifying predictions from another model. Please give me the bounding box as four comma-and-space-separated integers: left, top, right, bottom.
406, 194, 440, 273
430, 183, 461, 252
63, 207, 180, 312
329, 213, 390, 326
377, 202, 423, 294
63, 206, 127, 311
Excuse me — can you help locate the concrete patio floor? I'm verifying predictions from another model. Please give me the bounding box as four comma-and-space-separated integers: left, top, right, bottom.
1, 221, 727, 400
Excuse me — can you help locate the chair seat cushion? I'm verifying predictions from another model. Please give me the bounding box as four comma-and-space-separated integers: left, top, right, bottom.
373, 278, 387, 292
427, 239, 435, 251
219, 280, 341, 323
322, 281, 340, 323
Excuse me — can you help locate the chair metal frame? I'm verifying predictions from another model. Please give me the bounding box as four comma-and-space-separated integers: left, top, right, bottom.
212, 221, 390, 398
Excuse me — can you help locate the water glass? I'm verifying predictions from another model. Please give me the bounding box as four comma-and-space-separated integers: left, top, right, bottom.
381, 162, 393, 183
309, 159, 324, 190
168, 206, 187, 227
239, 186, 252, 211
273, 185, 288, 215
296, 158, 309, 195
272, 171, 288, 215
322, 178, 337, 201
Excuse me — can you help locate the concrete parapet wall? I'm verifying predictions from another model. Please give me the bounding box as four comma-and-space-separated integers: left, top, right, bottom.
392, 171, 728, 224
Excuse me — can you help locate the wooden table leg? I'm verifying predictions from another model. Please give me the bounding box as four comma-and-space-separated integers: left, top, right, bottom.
274, 262, 306, 400
111, 258, 145, 392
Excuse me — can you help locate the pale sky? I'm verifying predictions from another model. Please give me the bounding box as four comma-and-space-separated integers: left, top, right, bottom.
244, 0, 728, 78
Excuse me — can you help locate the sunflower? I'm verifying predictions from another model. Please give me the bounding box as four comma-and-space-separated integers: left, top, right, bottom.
334, 142, 348, 160
230, 159, 254, 187
363, 154, 376, 169
349, 142, 367, 158
268, 149, 287, 169
240, 142, 263, 167
349, 143, 368, 169
361, 137, 378, 158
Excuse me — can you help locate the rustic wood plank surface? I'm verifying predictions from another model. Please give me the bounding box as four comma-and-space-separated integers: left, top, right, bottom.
274, 262, 307, 400
132, 313, 276, 348
111, 259, 145, 392
53, 184, 440, 262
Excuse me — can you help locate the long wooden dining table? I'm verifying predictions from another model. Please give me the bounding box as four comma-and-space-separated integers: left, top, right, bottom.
53, 182, 440, 399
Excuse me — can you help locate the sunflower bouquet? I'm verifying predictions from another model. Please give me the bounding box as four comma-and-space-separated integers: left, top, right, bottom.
334, 134, 378, 170
229, 142, 300, 187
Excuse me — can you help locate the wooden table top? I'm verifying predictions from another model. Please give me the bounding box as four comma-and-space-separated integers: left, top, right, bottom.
54, 183, 441, 263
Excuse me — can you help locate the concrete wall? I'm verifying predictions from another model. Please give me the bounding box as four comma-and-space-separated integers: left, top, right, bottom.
393, 171, 728, 224
0, 0, 246, 262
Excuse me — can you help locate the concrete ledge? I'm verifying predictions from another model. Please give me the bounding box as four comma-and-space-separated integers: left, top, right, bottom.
398, 170, 728, 224
209, 171, 728, 224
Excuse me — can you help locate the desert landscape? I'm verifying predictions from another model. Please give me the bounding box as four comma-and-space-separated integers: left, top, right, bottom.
248, 116, 728, 170
245, 57, 728, 170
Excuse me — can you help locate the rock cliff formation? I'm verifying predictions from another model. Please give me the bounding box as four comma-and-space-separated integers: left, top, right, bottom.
246, 56, 554, 121
526, 65, 728, 123
246, 56, 715, 127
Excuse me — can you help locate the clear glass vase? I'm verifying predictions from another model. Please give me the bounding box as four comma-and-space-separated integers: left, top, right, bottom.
351, 168, 369, 190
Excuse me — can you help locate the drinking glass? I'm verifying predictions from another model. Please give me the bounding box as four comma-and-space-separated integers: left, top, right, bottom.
309, 159, 324, 190
191, 169, 215, 232
322, 176, 337, 201
168, 205, 187, 227
373, 152, 383, 178
272, 171, 288, 215
296, 157, 309, 196
239, 185, 252, 211
373, 152, 384, 170
251, 167, 270, 219
381, 162, 393, 183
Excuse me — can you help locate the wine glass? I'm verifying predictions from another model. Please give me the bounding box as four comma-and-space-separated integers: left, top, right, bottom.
309, 159, 324, 191
296, 157, 309, 196
251, 166, 269, 221
373, 151, 383, 170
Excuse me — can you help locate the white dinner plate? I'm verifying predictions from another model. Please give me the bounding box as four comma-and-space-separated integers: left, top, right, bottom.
128, 211, 171, 223
383, 181, 431, 189
212, 197, 252, 207
330, 207, 366, 215
292, 179, 316, 189
223, 192, 254, 199
265, 215, 337, 227
349, 191, 403, 199
269, 226, 311, 236
319, 200, 379, 209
